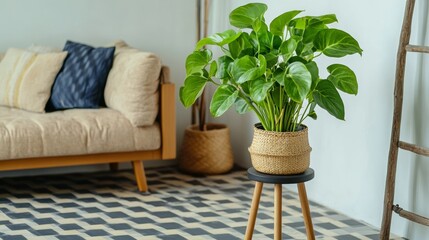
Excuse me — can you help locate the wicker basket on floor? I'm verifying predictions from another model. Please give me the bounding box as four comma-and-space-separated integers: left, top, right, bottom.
179, 123, 234, 175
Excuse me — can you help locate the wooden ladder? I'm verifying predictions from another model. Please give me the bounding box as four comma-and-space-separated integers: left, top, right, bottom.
380, 0, 429, 238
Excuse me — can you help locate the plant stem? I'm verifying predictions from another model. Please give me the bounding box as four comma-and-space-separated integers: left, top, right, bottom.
298, 102, 310, 125
237, 91, 267, 129
265, 97, 275, 130
313, 52, 322, 59
221, 46, 230, 55
260, 100, 272, 130
284, 101, 295, 131
293, 102, 303, 130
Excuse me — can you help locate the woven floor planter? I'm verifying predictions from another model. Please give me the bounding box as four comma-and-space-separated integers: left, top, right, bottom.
248, 123, 311, 175
179, 123, 234, 175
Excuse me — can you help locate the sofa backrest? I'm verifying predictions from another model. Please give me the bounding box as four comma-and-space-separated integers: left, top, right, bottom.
0, 42, 163, 128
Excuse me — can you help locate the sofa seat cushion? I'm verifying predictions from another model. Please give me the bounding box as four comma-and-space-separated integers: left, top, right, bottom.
0, 106, 160, 160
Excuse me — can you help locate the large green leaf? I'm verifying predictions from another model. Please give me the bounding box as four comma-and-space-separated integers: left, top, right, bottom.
256, 22, 272, 53
302, 19, 327, 44
180, 75, 208, 107
270, 10, 302, 37
210, 85, 239, 117
228, 38, 241, 59
265, 51, 279, 68
250, 78, 274, 103
238, 68, 261, 84
232, 55, 267, 84
273, 68, 285, 86
229, 3, 268, 29
216, 56, 233, 79
258, 54, 267, 75
292, 17, 307, 30
235, 98, 250, 114
287, 56, 307, 64
284, 62, 312, 102
280, 38, 298, 61
308, 111, 317, 120
230, 56, 259, 83
312, 14, 338, 24
273, 35, 282, 49
228, 32, 254, 59
308, 102, 317, 119
195, 30, 242, 50
327, 64, 358, 95
314, 29, 363, 57
271, 83, 282, 106
209, 61, 217, 77
280, 38, 298, 55
313, 80, 345, 120
241, 82, 251, 94
305, 61, 319, 90
185, 50, 212, 75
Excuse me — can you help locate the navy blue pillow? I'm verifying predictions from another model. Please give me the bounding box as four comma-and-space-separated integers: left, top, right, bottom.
47, 41, 115, 110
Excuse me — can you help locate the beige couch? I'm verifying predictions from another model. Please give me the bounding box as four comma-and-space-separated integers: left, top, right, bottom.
0, 49, 176, 192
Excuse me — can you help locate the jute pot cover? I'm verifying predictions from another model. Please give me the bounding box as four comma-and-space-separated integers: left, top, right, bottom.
248, 123, 311, 175
179, 123, 234, 175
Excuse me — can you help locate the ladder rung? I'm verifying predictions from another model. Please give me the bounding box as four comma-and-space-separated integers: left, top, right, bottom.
406, 44, 429, 53
398, 141, 429, 157
393, 204, 429, 226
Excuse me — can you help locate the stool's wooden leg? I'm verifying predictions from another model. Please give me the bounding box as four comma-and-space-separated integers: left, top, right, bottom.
274, 184, 282, 240
245, 182, 263, 240
298, 183, 315, 240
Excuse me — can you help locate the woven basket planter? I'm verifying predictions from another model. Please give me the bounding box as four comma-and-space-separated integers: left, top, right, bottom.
248, 123, 311, 175
179, 123, 234, 175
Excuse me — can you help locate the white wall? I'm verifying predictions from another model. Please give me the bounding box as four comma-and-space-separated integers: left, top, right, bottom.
0, 0, 195, 175
211, 0, 428, 238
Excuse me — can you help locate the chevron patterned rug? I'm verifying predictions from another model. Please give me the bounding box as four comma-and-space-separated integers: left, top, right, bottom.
0, 167, 402, 240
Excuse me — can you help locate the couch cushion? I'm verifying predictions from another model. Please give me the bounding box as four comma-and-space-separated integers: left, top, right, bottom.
47, 41, 115, 110
0, 106, 160, 160
104, 42, 161, 127
0, 48, 67, 113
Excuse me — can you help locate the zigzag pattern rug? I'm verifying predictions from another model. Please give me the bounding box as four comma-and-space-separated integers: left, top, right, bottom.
0, 167, 402, 240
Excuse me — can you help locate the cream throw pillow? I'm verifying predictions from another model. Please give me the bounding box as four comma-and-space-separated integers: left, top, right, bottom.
0, 53, 4, 62
0, 48, 67, 112
104, 42, 161, 127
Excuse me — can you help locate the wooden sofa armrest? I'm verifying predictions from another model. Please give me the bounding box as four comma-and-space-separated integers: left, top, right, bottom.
160, 66, 176, 159
160, 65, 170, 84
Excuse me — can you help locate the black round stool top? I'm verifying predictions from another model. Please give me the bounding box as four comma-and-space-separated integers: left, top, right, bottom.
247, 167, 314, 184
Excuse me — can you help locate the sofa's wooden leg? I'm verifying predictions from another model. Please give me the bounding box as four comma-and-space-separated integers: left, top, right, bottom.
109, 163, 119, 172
132, 160, 148, 193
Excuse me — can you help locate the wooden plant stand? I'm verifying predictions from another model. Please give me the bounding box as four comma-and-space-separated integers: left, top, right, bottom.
245, 167, 315, 240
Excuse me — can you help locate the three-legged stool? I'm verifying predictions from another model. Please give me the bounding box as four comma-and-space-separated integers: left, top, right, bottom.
245, 167, 315, 240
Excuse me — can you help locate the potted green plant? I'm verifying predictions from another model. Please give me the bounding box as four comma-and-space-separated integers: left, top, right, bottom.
179, 0, 234, 175
180, 3, 362, 174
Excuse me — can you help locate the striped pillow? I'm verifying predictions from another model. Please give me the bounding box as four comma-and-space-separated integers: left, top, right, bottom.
0, 48, 67, 112
47, 41, 115, 110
